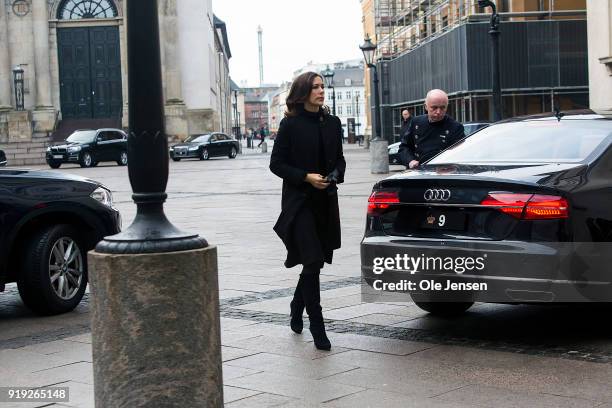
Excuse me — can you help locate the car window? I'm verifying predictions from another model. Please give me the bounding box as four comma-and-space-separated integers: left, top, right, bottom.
67, 130, 96, 143
429, 120, 612, 164
185, 134, 210, 143
97, 132, 109, 142
217, 134, 228, 141
210, 135, 218, 142
108, 131, 124, 141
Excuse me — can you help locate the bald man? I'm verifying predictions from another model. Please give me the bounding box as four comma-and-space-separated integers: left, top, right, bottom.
399, 89, 464, 169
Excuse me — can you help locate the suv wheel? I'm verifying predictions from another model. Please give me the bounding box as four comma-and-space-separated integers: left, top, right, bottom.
17, 225, 87, 315
48, 161, 61, 169
228, 146, 237, 159
79, 152, 94, 168
200, 148, 209, 160
117, 151, 128, 166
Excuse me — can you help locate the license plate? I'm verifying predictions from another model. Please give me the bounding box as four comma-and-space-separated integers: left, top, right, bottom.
421, 210, 466, 230
53, 155, 63, 159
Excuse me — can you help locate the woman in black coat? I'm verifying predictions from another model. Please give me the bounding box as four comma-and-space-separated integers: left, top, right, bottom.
269, 71, 346, 350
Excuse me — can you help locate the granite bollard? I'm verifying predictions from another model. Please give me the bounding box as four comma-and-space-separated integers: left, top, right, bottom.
370, 138, 389, 174
88, 246, 223, 407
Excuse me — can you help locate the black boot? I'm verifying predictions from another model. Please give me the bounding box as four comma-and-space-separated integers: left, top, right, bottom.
300, 271, 331, 350
290, 275, 304, 334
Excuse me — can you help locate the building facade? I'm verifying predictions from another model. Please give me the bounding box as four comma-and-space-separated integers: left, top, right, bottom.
242, 85, 279, 133
587, 0, 612, 110
362, 0, 590, 143
0, 0, 233, 154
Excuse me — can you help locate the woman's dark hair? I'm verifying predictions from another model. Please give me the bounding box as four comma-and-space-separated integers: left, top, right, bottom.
285, 71, 329, 117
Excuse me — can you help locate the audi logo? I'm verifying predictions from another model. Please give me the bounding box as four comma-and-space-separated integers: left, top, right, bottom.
424, 189, 451, 201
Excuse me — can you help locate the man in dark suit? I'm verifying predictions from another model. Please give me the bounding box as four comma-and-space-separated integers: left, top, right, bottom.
399, 89, 464, 169
400, 109, 412, 141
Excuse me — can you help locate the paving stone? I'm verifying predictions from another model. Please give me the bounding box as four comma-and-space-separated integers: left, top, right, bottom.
320, 366, 469, 398
433, 384, 598, 408
323, 389, 475, 408
222, 364, 263, 381
32, 362, 93, 385
62, 334, 92, 344
58, 381, 94, 408
328, 332, 434, 355
221, 346, 261, 362
220, 290, 254, 299
225, 371, 365, 403
224, 392, 295, 407
347, 313, 414, 326
220, 317, 260, 330
223, 386, 262, 404
0, 349, 81, 373
223, 335, 349, 360
324, 303, 402, 321
223, 323, 314, 343
226, 352, 358, 380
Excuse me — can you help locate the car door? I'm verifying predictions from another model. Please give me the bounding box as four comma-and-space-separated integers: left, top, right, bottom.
216, 134, 230, 156
107, 130, 125, 160
94, 131, 111, 161
208, 134, 220, 157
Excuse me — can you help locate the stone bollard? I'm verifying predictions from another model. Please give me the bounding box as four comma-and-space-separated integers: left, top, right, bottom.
261, 141, 268, 153
370, 138, 389, 174
88, 246, 223, 407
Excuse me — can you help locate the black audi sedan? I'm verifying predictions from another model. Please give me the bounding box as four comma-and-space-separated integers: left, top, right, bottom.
0, 169, 121, 315
46, 128, 128, 169
362, 110, 612, 315
169, 133, 239, 161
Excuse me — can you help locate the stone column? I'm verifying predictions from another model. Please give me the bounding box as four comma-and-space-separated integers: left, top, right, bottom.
0, 0, 12, 110
160, 0, 187, 141
31, 0, 55, 135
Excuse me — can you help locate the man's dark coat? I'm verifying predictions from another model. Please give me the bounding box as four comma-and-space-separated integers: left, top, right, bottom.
399, 114, 464, 166
269, 108, 346, 268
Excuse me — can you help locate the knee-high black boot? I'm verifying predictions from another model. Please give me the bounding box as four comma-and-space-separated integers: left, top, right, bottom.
300, 266, 331, 350
290, 275, 304, 334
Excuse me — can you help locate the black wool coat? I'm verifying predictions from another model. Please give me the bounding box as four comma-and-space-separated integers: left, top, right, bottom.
269, 107, 346, 268
399, 114, 464, 166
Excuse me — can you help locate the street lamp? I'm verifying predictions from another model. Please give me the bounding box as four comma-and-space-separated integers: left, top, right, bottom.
478, 0, 502, 121
360, 35, 388, 174
321, 65, 336, 115
12, 66, 24, 111
359, 35, 381, 142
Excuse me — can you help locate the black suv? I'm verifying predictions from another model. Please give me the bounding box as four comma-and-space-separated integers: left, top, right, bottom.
46, 128, 128, 168
0, 169, 121, 315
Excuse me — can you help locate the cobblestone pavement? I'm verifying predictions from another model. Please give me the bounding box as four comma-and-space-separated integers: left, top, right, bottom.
1, 143, 612, 407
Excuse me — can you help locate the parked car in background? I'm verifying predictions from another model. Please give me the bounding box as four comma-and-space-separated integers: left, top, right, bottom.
0, 150, 6, 167
46, 128, 128, 169
169, 133, 239, 161
388, 122, 489, 165
0, 169, 121, 315
364, 110, 612, 315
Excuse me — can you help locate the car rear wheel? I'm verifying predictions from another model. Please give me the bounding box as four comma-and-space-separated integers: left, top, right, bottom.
200, 148, 209, 160
117, 150, 128, 166
17, 224, 87, 315
172, 157, 181, 162
48, 161, 61, 169
79, 152, 94, 168
413, 301, 474, 317
228, 146, 237, 159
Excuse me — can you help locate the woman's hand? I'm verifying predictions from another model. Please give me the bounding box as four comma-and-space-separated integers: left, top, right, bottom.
305, 173, 330, 190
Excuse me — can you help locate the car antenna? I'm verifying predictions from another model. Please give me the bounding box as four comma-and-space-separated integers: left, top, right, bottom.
553, 107, 565, 122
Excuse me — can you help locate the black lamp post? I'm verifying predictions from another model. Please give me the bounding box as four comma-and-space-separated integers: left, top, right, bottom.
478, 0, 502, 122
321, 65, 336, 115
96, 0, 206, 254
12, 66, 24, 111
233, 90, 240, 140
360, 35, 381, 141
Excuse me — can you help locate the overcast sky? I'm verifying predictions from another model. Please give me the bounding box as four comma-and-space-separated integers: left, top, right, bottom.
212, 0, 364, 87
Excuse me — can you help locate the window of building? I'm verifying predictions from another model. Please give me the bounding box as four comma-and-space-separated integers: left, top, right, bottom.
57, 0, 119, 19
355, 91, 360, 98
347, 105, 352, 115
337, 92, 342, 100
346, 91, 351, 99
442, 15, 448, 28
337, 106, 343, 115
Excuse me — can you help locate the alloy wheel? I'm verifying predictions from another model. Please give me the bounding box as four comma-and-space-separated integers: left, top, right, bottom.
48, 237, 84, 300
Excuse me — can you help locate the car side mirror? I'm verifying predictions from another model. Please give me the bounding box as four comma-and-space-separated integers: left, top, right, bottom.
96, 136, 102, 142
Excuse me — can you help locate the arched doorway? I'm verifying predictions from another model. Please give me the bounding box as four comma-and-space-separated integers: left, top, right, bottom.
56, 0, 122, 119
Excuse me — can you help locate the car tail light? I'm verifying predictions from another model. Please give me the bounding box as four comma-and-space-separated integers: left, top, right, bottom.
368, 191, 399, 215
481, 193, 568, 220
